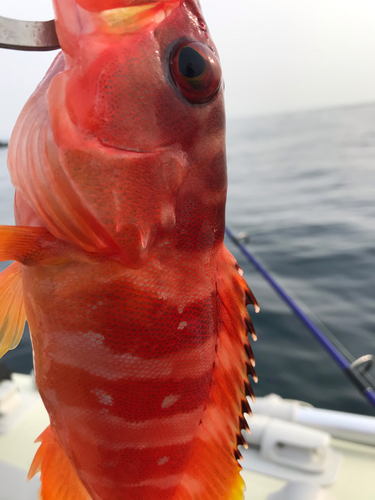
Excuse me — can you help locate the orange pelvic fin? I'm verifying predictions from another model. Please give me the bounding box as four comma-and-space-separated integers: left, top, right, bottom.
173, 246, 258, 500
0, 262, 26, 358
28, 426, 91, 500
0, 225, 58, 265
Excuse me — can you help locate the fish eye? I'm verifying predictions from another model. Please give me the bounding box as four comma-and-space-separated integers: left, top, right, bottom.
169, 41, 222, 104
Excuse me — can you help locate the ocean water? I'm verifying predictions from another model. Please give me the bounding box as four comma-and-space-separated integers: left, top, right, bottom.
1, 103, 375, 416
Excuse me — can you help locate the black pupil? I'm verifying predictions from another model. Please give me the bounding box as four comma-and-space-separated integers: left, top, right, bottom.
179, 47, 206, 79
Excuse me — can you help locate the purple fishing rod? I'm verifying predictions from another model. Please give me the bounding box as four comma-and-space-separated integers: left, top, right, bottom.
226, 226, 375, 411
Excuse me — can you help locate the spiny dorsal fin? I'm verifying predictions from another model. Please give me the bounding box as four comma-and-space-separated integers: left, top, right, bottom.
172, 246, 258, 500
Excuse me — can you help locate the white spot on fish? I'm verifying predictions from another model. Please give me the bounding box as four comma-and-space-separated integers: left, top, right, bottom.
161, 394, 181, 409
178, 307, 184, 314
178, 321, 187, 330
160, 204, 175, 228
157, 456, 169, 466
98, 302, 103, 306
92, 389, 114, 406
83, 331, 104, 346
92, 305, 97, 310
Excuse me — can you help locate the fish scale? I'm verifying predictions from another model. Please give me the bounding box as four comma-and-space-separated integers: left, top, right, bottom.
0, 1, 258, 499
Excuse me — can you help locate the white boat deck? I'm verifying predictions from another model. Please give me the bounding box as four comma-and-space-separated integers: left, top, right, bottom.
241, 439, 375, 499
0, 375, 374, 499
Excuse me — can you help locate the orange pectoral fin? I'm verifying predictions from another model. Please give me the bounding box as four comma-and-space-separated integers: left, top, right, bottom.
0, 262, 26, 358
28, 426, 91, 500
0, 225, 57, 265
0, 225, 60, 358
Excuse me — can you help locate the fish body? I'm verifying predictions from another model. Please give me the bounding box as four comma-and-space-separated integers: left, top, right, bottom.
0, 1, 258, 499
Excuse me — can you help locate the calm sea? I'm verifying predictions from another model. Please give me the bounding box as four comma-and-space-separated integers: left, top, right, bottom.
1, 103, 375, 416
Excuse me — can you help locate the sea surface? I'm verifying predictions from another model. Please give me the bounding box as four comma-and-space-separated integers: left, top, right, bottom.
1, 103, 375, 416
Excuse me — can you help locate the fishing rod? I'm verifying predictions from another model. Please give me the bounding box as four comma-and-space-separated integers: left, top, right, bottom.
226, 226, 375, 411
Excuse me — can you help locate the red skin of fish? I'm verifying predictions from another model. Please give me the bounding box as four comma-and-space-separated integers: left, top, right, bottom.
6, 1, 256, 499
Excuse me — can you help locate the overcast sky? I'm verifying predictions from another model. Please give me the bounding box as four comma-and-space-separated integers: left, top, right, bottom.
1, 0, 375, 139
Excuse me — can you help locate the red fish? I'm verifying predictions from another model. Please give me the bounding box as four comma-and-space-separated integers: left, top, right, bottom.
0, 0, 259, 499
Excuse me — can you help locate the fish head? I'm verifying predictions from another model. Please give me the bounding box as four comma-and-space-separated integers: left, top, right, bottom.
13, 0, 227, 254
52, 0, 224, 151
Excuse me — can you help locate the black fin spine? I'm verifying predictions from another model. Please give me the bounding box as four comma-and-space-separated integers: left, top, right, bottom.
245, 315, 256, 336
244, 341, 255, 365
236, 433, 248, 449
239, 415, 250, 432
245, 287, 259, 310
246, 361, 257, 381
244, 379, 255, 402
241, 398, 252, 415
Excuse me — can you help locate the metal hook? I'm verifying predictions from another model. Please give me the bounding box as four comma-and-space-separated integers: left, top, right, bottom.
0, 16, 60, 51
350, 354, 374, 374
